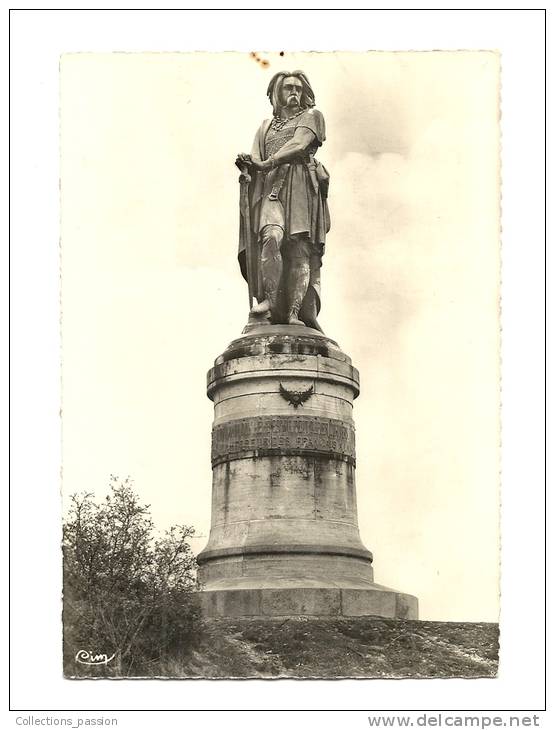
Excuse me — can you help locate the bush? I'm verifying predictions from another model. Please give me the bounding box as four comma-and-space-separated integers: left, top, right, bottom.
62, 476, 201, 677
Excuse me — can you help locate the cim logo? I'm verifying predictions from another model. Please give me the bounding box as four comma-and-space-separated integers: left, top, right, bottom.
75, 649, 116, 666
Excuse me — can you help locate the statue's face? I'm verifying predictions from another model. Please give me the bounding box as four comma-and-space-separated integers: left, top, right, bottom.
280, 76, 303, 110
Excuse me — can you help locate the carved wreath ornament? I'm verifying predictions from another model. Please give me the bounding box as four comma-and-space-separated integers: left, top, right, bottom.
279, 383, 314, 408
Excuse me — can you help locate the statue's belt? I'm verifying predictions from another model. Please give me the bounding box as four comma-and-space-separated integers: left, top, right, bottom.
266, 156, 319, 201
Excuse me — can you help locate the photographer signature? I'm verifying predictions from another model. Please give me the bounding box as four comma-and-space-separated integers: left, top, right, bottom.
75, 649, 116, 666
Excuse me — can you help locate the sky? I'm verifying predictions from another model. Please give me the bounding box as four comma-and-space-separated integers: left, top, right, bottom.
60, 51, 500, 622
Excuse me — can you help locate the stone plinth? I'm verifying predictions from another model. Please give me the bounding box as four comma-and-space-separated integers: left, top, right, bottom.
197, 324, 417, 619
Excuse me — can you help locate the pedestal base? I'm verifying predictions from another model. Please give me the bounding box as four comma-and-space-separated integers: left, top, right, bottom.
199, 585, 418, 619
198, 325, 418, 620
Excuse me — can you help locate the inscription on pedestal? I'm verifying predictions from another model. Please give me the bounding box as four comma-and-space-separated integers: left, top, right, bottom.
211, 415, 356, 466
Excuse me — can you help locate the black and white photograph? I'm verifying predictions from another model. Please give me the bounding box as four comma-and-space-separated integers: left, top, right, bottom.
59, 50, 500, 679
8, 8, 547, 726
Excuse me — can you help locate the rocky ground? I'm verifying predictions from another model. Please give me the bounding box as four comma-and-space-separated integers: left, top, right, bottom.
178, 616, 499, 679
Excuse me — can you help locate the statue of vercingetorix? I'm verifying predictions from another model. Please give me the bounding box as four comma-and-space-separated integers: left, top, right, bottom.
235, 70, 330, 332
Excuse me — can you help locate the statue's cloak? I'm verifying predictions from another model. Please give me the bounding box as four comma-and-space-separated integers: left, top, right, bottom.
237, 110, 330, 313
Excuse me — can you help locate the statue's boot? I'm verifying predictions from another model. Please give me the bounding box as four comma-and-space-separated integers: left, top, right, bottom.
250, 299, 270, 315
287, 259, 309, 327
260, 277, 280, 322
287, 296, 306, 327
288, 317, 305, 327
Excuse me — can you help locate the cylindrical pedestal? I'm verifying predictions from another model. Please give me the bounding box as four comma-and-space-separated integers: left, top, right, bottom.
197, 324, 417, 619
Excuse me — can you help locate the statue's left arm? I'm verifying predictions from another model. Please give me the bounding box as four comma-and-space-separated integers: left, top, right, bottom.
251, 108, 325, 172
270, 127, 316, 164
250, 127, 315, 172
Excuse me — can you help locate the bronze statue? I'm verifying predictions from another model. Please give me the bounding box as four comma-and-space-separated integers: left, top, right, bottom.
236, 71, 330, 332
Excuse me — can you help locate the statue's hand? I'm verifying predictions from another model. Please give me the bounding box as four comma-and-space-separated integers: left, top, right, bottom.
235, 153, 253, 168
236, 154, 271, 174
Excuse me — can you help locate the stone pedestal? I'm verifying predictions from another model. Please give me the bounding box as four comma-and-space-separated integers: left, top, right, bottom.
197, 324, 417, 619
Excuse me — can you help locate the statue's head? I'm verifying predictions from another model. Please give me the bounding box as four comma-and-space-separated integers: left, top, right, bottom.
267, 70, 316, 117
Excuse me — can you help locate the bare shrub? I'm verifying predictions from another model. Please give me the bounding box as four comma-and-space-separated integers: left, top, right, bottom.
63, 476, 200, 677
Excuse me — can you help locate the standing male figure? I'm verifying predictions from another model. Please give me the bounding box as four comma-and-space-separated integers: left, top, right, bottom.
236, 70, 330, 331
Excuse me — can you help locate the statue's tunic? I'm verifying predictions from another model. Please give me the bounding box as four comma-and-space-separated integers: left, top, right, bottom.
238, 108, 331, 312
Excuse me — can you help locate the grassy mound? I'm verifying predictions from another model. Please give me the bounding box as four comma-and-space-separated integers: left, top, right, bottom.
177, 616, 499, 679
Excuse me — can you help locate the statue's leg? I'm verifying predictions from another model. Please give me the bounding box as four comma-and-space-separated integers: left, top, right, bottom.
251, 224, 283, 317
286, 238, 310, 326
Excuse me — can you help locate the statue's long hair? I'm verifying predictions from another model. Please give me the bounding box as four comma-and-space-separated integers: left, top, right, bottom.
267, 71, 316, 117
